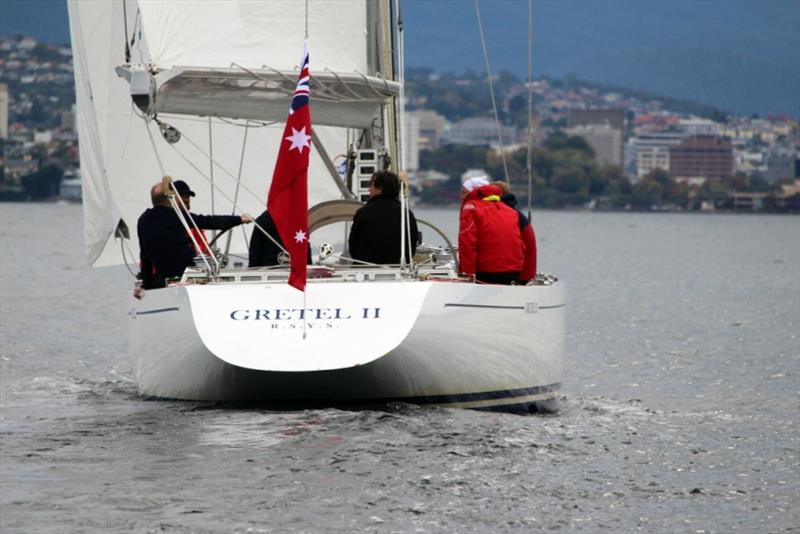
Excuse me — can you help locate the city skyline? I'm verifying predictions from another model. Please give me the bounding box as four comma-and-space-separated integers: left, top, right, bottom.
0, 0, 799, 118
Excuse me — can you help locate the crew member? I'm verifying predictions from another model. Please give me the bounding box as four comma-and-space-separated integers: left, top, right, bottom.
493, 181, 537, 283
249, 210, 312, 267
458, 176, 525, 285
348, 171, 419, 265
136, 178, 252, 294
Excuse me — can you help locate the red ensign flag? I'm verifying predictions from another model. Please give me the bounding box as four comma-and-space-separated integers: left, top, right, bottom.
267, 40, 311, 291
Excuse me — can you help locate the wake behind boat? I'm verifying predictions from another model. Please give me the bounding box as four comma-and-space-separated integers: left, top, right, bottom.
68, 0, 565, 413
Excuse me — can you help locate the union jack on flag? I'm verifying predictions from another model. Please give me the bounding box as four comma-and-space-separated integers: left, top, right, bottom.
267, 40, 311, 291
289, 43, 310, 114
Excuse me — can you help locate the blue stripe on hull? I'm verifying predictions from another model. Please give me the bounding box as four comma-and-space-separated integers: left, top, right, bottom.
391, 383, 562, 413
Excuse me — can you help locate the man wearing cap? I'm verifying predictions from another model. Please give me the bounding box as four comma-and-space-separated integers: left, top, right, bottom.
458, 176, 525, 285
136, 179, 252, 292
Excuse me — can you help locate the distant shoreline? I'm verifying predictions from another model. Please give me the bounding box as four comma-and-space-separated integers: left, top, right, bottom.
2, 198, 795, 216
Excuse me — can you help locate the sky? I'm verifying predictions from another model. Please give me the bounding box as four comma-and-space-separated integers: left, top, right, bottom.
1, 0, 799, 118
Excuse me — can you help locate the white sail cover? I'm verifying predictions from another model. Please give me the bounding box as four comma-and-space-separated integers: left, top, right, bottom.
68, 0, 375, 267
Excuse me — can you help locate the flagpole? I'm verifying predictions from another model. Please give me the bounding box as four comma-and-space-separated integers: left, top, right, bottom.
303, 0, 308, 340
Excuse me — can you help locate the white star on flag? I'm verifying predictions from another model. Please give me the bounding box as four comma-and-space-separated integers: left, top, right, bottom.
294, 229, 307, 243
285, 126, 311, 153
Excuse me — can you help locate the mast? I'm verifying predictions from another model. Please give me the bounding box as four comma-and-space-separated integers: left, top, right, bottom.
526, 0, 534, 219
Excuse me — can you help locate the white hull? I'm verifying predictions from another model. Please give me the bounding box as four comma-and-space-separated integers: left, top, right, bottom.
130, 275, 565, 412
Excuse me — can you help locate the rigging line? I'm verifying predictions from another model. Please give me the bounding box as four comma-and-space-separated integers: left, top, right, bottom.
357, 70, 392, 99
162, 138, 286, 257
134, 9, 145, 64
236, 61, 293, 85
396, 0, 406, 173
168, 194, 217, 274
242, 62, 354, 103
208, 117, 216, 216
145, 121, 221, 273
166, 176, 221, 273
312, 71, 371, 102
144, 117, 166, 176
396, 0, 414, 271
165, 139, 254, 212
224, 120, 251, 258
526, 0, 534, 220
474, 0, 510, 184
122, 0, 130, 62
325, 69, 366, 99
176, 130, 266, 208
166, 176, 222, 273
300, 73, 355, 102
119, 238, 139, 278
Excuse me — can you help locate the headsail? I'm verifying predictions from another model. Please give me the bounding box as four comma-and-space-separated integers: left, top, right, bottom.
68, 0, 386, 267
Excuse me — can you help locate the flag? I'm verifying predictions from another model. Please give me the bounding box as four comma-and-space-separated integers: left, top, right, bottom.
267, 40, 311, 291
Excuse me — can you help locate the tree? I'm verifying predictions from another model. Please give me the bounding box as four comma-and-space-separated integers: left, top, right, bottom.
544, 132, 595, 158
631, 180, 663, 210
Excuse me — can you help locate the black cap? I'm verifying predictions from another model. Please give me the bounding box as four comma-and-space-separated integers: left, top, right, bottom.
173, 180, 195, 197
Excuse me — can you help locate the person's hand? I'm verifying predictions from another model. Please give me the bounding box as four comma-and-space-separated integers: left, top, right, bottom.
460, 273, 475, 282
241, 213, 254, 223
133, 287, 145, 300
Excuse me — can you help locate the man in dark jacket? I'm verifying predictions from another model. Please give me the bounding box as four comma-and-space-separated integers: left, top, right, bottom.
249, 210, 312, 267
348, 171, 419, 265
137, 179, 251, 290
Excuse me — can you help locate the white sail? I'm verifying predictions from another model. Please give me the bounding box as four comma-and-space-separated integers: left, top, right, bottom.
67, 1, 122, 264
137, 0, 369, 72
69, 0, 379, 267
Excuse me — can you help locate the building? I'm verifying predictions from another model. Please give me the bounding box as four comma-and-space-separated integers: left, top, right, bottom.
442, 117, 516, 147
567, 108, 625, 132
565, 123, 623, 166
59, 170, 82, 201
669, 136, 733, 183
567, 108, 625, 165
407, 169, 449, 191
632, 132, 686, 179
764, 149, 799, 183
734, 149, 766, 176
728, 191, 768, 211
60, 108, 75, 132
404, 110, 447, 171
0, 83, 8, 139
678, 117, 721, 136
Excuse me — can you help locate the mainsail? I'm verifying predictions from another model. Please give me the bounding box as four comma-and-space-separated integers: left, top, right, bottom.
68, 0, 395, 267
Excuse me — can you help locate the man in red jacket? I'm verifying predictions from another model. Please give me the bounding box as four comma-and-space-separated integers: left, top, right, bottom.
458, 177, 525, 285
493, 180, 537, 283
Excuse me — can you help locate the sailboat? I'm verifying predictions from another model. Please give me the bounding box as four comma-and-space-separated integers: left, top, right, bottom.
67, 0, 565, 412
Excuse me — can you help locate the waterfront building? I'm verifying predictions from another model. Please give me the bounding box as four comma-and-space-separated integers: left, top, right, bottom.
734, 149, 766, 176
678, 117, 721, 136
442, 117, 516, 147
632, 132, 686, 180
566, 123, 623, 166
567, 108, 625, 166
567, 108, 625, 132
764, 149, 800, 183
0, 83, 8, 139
404, 110, 447, 171
669, 136, 733, 183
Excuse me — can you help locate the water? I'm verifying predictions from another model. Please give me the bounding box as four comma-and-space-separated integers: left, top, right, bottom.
1, 202, 798, 533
